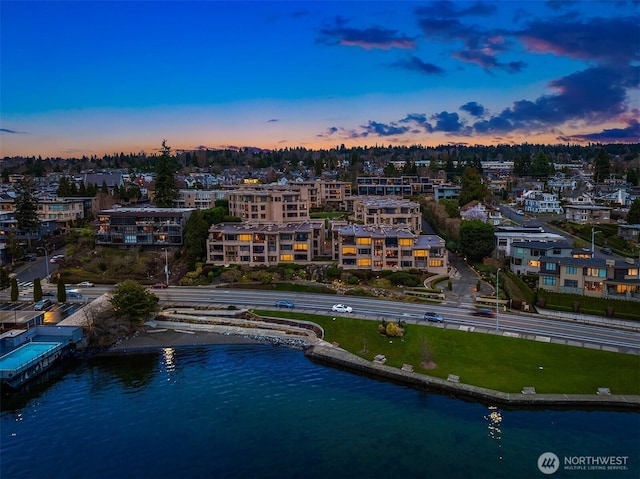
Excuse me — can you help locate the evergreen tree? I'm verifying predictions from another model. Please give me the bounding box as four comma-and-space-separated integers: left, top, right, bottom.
14, 178, 40, 247
110, 280, 159, 323
460, 220, 495, 261
627, 198, 640, 224
10, 277, 18, 302
594, 149, 611, 184
530, 151, 554, 178
58, 281, 67, 302
154, 140, 179, 207
627, 168, 638, 187
458, 167, 487, 206
183, 210, 210, 268
0, 267, 10, 290
33, 278, 42, 302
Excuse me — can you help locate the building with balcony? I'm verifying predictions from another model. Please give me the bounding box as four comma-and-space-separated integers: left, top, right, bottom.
494, 226, 565, 257
564, 205, 611, 224
538, 256, 640, 301
342, 196, 422, 233
226, 186, 313, 224
509, 241, 573, 275
174, 189, 227, 209
524, 192, 563, 214
206, 221, 326, 266
332, 224, 447, 274
37, 198, 85, 232
95, 207, 194, 247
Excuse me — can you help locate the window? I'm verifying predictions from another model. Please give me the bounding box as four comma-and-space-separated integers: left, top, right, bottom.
627, 268, 639, 276
399, 238, 412, 246
342, 246, 356, 255
512, 258, 522, 265
515, 247, 525, 254
357, 248, 371, 255
542, 276, 556, 286
239, 234, 252, 242
565, 266, 577, 275
294, 243, 308, 251
584, 281, 603, 292
414, 250, 427, 257
357, 258, 371, 267
356, 237, 371, 245
564, 279, 578, 288
429, 259, 443, 268
586, 268, 606, 278
280, 254, 293, 261
546, 262, 557, 271
527, 260, 540, 268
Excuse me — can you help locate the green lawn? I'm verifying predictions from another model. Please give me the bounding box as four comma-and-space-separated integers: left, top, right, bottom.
254, 310, 640, 395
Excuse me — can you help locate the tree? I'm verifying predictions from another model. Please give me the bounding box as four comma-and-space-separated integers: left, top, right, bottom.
627, 198, 640, 224
627, 168, 638, 187
58, 281, 67, 302
594, 149, 611, 184
10, 277, 18, 302
14, 178, 40, 247
0, 267, 10, 290
459, 220, 495, 261
110, 280, 159, 323
458, 167, 486, 207
183, 209, 210, 268
529, 151, 554, 178
33, 278, 42, 302
153, 140, 179, 207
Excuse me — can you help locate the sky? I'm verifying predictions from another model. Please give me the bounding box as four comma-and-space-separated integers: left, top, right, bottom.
1, 0, 639, 158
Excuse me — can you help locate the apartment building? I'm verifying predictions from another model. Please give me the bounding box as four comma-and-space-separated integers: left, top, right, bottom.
342, 196, 422, 233
494, 226, 565, 256
292, 179, 352, 207
524, 192, 563, 214
206, 221, 326, 266
174, 189, 227, 209
95, 207, 194, 246
226, 186, 311, 223
356, 176, 442, 197
538, 256, 640, 301
331, 224, 448, 274
37, 198, 85, 232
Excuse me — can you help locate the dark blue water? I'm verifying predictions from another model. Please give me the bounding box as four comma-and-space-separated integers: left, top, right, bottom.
1, 344, 638, 479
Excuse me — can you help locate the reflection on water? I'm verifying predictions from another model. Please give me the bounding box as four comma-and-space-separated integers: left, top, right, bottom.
485, 405, 503, 460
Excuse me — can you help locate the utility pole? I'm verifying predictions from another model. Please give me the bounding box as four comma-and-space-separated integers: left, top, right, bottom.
495, 268, 500, 333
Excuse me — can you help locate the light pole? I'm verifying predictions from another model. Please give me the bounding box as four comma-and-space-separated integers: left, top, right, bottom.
591, 226, 602, 257
37, 247, 49, 282
163, 248, 169, 287
495, 268, 500, 333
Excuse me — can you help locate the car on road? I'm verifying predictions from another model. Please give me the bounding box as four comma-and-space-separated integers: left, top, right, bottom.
516, 209, 524, 215
77, 281, 95, 287
275, 300, 295, 308
424, 312, 444, 322
49, 254, 64, 264
34, 299, 52, 311
600, 247, 613, 255
473, 308, 496, 317
332, 304, 353, 313
151, 283, 168, 289
42, 291, 56, 298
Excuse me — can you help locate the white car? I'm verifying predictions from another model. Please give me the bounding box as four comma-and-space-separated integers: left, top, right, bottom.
77, 281, 94, 287
332, 304, 353, 313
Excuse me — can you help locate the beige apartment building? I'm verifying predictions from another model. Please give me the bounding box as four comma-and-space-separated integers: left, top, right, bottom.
342, 196, 422, 233
37, 198, 85, 232
332, 224, 448, 274
206, 221, 327, 266
175, 189, 227, 209
226, 186, 312, 223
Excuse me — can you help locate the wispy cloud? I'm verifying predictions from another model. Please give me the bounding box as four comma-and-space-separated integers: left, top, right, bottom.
0, 128, 27, 134
391, 55, 445, 75
318, 17, 415, 50
560, 119, 640, 143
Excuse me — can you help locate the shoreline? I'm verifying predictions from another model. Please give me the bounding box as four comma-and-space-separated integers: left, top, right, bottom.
102, 327, 640, 411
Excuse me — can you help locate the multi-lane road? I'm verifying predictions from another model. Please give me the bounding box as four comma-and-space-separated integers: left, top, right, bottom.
150, 288, 640, 353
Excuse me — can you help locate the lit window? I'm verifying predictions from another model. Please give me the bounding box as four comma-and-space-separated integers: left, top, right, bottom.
280, 254, 293, 261
357, 258, 372, 266
356, 237, 372, 245
399, 238, 413, 246
414, 250, 428, 257
429, 259, 443, 267
294, 243, 308, 251
342, 247, 356, 255
239, 234, 252, 242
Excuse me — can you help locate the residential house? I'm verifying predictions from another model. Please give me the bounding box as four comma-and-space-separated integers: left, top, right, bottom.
618, 224, 640, 244
509, 241, 573, 275
538, 256, 640, 301
524, 192, 563, 214
494, 226, 565, 257
564, 205, 611, 224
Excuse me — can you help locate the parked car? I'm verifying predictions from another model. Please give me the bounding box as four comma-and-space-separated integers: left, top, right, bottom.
275, 300, 295, 308
23, 253, 37, 262
424, 312, 444, 322
600, 247, 612, 255
34, 299, 52, 311
151, 283, 168, 289
516, 209, 524, 215
77, 281, 95, 287
473, 308, 496, 317
332, 304, 353, 313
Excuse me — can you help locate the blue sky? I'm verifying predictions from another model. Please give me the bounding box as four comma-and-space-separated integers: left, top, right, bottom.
1, 0, 639, 158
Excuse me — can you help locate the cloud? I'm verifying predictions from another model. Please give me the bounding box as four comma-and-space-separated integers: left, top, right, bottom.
0, 128, 27, 134
460, 102, 485, 117
415, 1, 497, 18
360, 121, 411, 136
318, 18, 415, 50
472, 65, 636, 134
267, 119, 279, 123
560, 119, 640, 143
453, 49, 526, 73
517, 16, 640, 65
391, 55, 445, 75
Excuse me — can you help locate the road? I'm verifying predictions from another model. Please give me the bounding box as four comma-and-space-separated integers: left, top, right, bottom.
150, 288, 640, 352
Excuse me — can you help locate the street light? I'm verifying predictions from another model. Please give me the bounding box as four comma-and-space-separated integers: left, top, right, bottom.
591, 226, 602, 257
495, 268, 500, 333
163, 248, 169, 287
37, 247, 49, 282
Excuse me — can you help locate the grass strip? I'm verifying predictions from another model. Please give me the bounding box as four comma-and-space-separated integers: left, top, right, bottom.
254, 310, 640, 395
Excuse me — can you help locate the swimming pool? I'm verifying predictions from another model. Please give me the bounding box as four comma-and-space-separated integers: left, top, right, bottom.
0, 342, 62, 373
